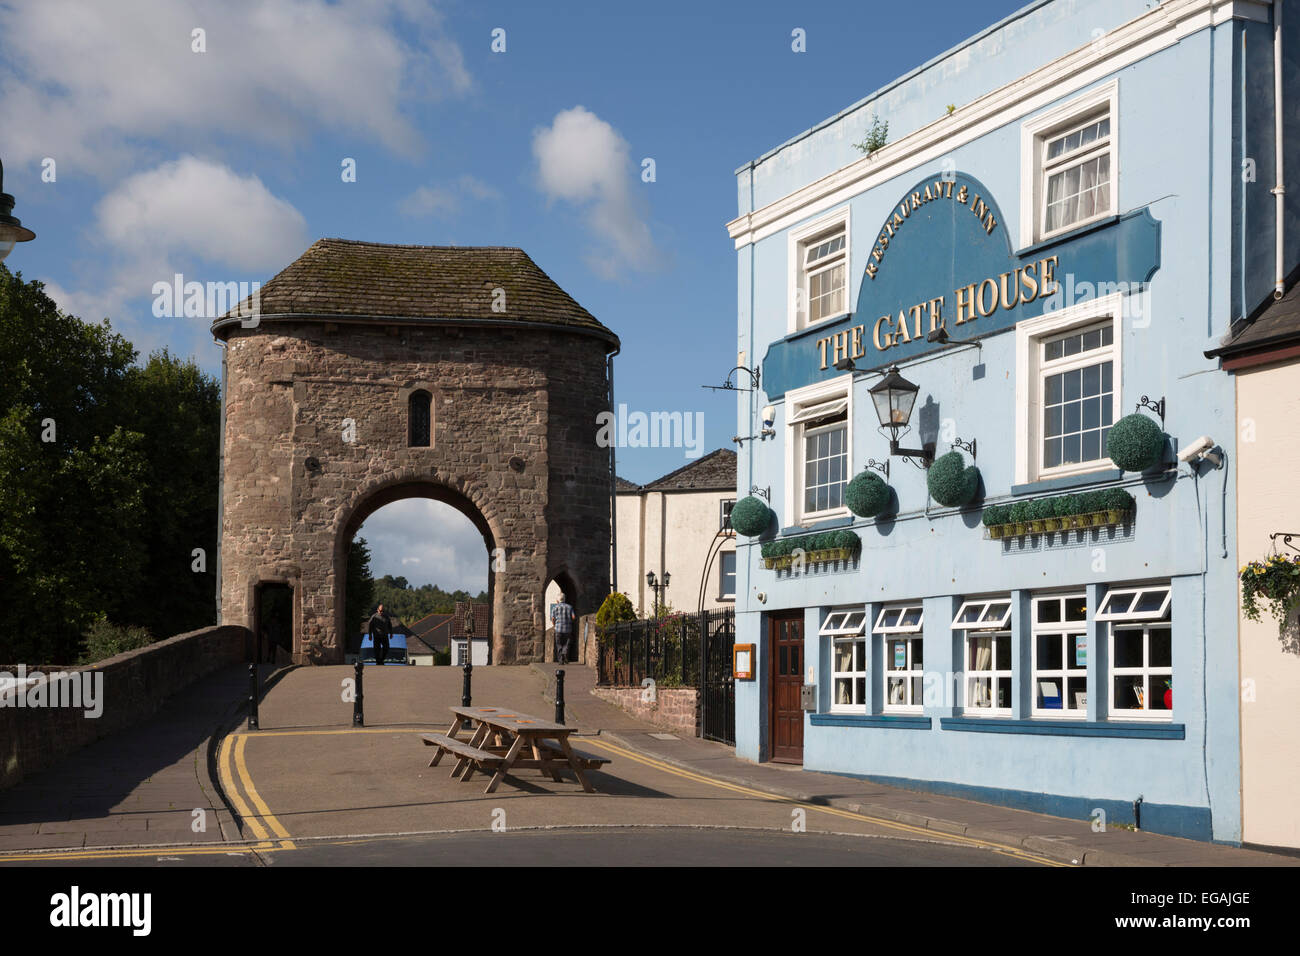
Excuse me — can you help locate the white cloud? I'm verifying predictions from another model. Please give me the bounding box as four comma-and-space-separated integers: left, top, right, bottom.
355, 499, 489, 594
0, 0, 470, 175
398, 174, 502, 219
39, 156, 308, 361
532, 106, 659, 277
94, 155, 309, 277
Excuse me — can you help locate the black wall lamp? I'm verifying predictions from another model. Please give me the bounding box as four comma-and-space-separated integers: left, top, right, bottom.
0, 159, 36, 262
868, 365, 935, 467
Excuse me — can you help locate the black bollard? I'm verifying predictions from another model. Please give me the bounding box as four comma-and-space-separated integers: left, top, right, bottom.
247, 662, 259, 731
461, 660, 473, 708
353, 660, 364, 727
554, 669, 565, 725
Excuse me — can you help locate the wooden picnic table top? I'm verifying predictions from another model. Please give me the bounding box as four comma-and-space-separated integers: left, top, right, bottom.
449, 705, 570, 736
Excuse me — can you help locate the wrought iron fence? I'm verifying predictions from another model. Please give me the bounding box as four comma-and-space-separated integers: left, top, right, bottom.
596, 607, 735, 745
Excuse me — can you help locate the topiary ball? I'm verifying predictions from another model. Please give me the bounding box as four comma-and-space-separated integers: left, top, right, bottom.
846, 471, 891, 517
730, 495, 773, 536
927, 451, 980, 507
1107, 414, 1166, 472
1008, 501, 1030, 523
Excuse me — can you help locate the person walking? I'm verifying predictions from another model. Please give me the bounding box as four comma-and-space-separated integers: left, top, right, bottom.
368, 604, 393, 665
550, 593, 575, 663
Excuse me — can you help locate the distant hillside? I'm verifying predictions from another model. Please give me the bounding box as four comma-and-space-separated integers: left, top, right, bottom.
370, 575, 489, 629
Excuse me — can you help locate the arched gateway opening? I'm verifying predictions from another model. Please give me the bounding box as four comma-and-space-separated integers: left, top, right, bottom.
212, 239, 619, 664
338, 480, 497, 661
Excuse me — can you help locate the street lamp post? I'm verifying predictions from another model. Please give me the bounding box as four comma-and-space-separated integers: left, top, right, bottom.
0, 159, 36, 262
646, 570, 670, 619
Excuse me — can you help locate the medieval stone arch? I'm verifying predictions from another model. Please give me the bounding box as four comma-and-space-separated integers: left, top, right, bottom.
213, 239, 618, 663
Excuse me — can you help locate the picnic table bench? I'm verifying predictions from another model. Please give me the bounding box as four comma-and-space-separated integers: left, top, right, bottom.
421, 706, 610, 794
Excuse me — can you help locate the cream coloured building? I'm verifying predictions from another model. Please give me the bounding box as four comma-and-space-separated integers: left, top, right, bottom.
1208, 273, 1300, 852
612, 449, 738, 616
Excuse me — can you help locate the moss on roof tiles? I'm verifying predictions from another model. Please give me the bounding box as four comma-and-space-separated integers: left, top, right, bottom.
213, 238, 616, 343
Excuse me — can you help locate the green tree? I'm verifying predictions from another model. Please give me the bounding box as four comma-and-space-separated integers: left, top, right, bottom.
0, 267, 220, 662
115, 349, 220, 638
346, 537, 376, 651
0, 266, 146, 662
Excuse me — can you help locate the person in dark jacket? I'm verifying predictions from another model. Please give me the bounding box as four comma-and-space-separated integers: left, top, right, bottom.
367, 604, 392, 665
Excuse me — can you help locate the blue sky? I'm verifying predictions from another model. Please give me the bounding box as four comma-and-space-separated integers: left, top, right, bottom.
1, 0, 1023, 589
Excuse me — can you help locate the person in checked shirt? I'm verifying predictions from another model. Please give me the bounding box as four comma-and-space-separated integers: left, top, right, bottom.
550, 593, 575, 663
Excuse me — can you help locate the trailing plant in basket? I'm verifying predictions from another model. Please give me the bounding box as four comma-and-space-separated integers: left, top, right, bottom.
1240, 553, 1300, 632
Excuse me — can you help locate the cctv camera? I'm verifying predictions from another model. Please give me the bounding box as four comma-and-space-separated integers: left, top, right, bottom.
1177, 435, 1216, 463
762, 405, 776, 428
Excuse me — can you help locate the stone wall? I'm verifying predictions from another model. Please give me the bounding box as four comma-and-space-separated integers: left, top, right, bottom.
0, 625, 248, 791
220, 320, 612, 664
591, 686, 699, 736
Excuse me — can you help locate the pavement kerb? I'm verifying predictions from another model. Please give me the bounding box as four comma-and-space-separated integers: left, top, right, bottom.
207, 663, 299, 845
598, 729, 1158, 868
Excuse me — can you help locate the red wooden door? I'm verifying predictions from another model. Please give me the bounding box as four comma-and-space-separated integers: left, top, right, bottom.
769, 613, 804, 764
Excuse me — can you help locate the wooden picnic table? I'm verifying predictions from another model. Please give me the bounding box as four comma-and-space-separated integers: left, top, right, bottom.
421, 705, 609, 794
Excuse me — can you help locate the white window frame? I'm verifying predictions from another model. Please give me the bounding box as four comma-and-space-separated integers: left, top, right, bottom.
822, 608, 868, 713
1030, 592, 1089, 718
1015, 291, 1125, 485
953, 596, 1013, 716
787, 208, 851, 334
1095, 584, 1171, 622
875, 604, 924, 713
1020, 81, 1118, 247
720, 498, 736, 532
718, 550, 736, 602
1108, 623, 1172, 720
783, 375, 853, 525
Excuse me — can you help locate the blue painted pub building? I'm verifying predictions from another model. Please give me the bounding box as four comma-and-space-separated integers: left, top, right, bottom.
727, 0, 1299, 843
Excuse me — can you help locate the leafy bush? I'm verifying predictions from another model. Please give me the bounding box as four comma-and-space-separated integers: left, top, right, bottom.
846, 471, 891, 517
927, 452, 980, 507
595, 592, 636, 634
1107, 414, 1165, 472
730, 495, 773, 536
78, 615, 154, 664
1054, 494, 1080, 518
834, 530, 860, 551
1103, 487, 1135, 512
1028, 498, 1054, 520
1078, 491, 1105, 514
982, 504, 1008, 526
1008, 502, 1030, 523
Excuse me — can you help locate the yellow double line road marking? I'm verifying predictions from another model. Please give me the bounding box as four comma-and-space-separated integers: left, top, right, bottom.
578, 736, 1070, 867
219, 733, 295, 851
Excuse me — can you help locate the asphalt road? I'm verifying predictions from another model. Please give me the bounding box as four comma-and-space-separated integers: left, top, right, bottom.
4, 826, 1041, 867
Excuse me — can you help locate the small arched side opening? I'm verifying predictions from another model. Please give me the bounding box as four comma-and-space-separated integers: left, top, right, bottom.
544, 569, 580, 663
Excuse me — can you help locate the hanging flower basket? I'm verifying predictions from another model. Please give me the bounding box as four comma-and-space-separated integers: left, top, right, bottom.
1240, 553, 1300, 633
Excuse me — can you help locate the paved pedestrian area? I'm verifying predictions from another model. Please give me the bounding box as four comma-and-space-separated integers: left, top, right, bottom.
0, 661, 1294, 866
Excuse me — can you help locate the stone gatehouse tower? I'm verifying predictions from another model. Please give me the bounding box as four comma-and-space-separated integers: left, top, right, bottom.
212, 239, 619, 664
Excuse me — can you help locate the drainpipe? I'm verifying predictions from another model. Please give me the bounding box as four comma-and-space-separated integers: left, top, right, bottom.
1274, 0, 1286, 300
216, 337, 227, 624
608, 345, 620, 593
